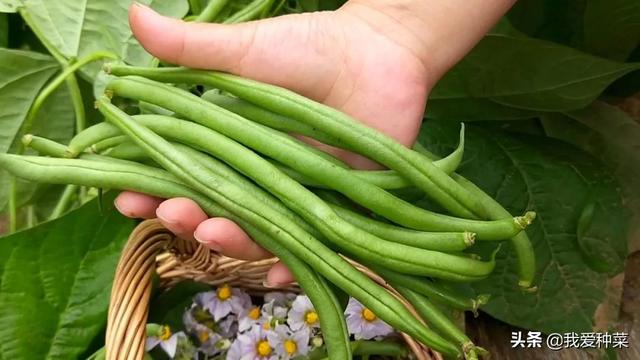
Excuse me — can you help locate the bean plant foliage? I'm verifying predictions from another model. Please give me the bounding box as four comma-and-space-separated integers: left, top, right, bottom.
0, 0, 638, 358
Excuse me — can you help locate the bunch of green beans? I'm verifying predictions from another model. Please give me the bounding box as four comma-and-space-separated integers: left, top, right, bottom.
1, 66, 540, 359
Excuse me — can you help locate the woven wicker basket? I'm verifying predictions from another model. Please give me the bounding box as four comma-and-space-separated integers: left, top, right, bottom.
105, 219, 444, 360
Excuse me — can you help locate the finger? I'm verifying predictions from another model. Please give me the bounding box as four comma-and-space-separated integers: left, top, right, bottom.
265, 261, 295, 287
129, 3, 258, 73
114, 191, 163, 219
128, 3, 340, 98
193, 217, 272, 260
155, 197, 208, 240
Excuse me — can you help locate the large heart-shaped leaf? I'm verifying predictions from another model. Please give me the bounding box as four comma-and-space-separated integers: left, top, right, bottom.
0, 48, 58, 153
19, 0, 188, 80
428, 34, 640, 116
583, 0, 640, 61
0, 196, 135, 360
0, 49, 75, 213
0, 0, 20, 13
418, 120, 628, 334
507, 0, 640, 62
542, 102, 640, 252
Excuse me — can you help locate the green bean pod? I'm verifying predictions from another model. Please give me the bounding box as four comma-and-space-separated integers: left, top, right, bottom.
90, 135, 128, 154
372, 266, 490, 313
0, 151, 461, 357
0, 153, 352, 359
22, 134, 68, 158
102, 76, 534, 240
99, 99, 497, 280
97, 98, 472, 355
100, 139, 475, 253
415, 146, 537, 290
202, 92, 466, 178
105, 65, 487, 219
395, 286, 488, 360
329, 203, 474, 252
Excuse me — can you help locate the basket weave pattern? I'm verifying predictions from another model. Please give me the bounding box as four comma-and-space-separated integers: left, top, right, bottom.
106, 219, 442, 360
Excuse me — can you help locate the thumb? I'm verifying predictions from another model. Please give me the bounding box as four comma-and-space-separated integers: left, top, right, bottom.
129, 2, 259, 73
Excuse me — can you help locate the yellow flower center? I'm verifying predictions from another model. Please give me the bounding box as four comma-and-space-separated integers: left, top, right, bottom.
217, 284, 232, 301
304, 310, 319, 325
362, 308, 377, 322
257, 340, 272, 356
263, 322, 271, 330
199, 331, 210, 343
249, 307, 261, 320
284, 339, 298, 355
159, 326, 172, 341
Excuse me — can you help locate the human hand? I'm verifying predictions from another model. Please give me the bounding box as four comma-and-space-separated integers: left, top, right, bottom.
115, 0, 513, 285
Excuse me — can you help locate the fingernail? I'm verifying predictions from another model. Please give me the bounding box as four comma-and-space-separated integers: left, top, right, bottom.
156, 207, 185, 233
113, 198, 135, 218
193, 230, 223, 252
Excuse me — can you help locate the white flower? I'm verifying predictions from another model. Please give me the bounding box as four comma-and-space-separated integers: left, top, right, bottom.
267, 325, 311, 359
226, 325, 277, 360
287, 295, 321, 331
145, 326, 184, 358
344, 298, 393, 340
239, 305, 264, 332
201, 284, 252, 321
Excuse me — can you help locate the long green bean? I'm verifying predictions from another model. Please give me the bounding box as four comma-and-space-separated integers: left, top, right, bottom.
99, 100, 496, 280
0, 153, 352, 359
101, 76, 534, 240
329, 203, 474, 251
372, 266, 489, 313
95, 97, 465, 355
0, 151, 460, 357
105, 65, 488, 219
203, 92, 468, 179
415, 145, 537, 289
396, 285, 488, 360
195, 0, 230, 22
103, 139, 473, 253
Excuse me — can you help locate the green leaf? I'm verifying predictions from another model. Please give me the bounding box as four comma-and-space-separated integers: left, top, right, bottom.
148, 281, 210, 331
0, 196, 136, 359
507, 0, 586, 48
0, 48, 58, 153
19, 0, 188, 79
0, 48, 75, 213
507, 0, 640, 62
0, 0, 21, 13
429, 34, 640, 113
150, 0, 189, 17
542, 102, 640, 252
419, 120, 629, 334
583, 0, 640, 61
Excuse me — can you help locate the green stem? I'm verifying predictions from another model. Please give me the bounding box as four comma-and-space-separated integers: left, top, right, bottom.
8, 181, 17, 233
195, 0, 230, 22
49, 184, 79, 220
21, 50, 117, 139
66, 73, 87, 133
26, 205, 36, 227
